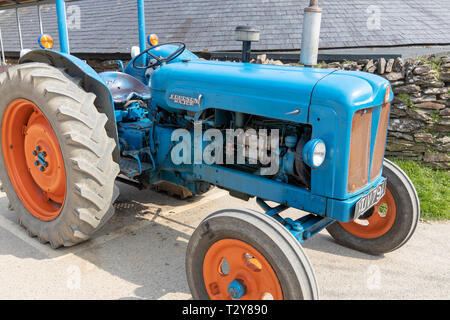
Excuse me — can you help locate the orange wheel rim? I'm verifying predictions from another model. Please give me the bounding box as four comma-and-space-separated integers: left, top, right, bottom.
340, 188, 396, 239
203, 239, 283, 300
1, 99, 66, 221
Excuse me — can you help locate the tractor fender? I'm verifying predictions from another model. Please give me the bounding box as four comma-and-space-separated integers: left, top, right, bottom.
19, 49, 119, 162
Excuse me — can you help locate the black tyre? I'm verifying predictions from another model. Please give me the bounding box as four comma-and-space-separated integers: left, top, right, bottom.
0, 63, 120, 248
327, 159, 420, 255
186, 209, 318, 300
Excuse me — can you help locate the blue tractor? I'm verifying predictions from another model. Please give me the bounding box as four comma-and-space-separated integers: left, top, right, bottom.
0, 0, 419, 300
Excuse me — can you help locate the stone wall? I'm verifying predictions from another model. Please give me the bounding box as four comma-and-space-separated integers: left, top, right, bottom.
384, 57, 449, 169
255, 54, 450, 169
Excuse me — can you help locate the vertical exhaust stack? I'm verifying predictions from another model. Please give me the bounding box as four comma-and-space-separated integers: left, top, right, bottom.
300, 0, 322, 66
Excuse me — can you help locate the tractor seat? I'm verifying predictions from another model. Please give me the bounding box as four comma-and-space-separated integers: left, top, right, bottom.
100, 72, 151, 105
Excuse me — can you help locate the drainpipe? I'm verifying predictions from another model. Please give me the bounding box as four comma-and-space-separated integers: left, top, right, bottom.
15, 7, 23, 52
0, 27, 5, 65
300, 0, 322, 66
37, 4, 44, 35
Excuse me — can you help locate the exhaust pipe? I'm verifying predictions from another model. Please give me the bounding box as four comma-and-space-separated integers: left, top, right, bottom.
300, 0, 322, 66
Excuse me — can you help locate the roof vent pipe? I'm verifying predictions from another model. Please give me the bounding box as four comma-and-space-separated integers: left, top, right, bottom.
300, 0, 322, 66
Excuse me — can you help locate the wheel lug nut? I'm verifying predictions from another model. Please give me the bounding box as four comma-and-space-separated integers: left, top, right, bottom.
43, 162, 48, 168
32, 151, 37, 156
36, 146, 41, 151
40, 166, 45, 172
42, 151, 47, 157
34, 161, 39, 166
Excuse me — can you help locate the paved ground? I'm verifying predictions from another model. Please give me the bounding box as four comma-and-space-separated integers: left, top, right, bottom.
0, 182, 448, 300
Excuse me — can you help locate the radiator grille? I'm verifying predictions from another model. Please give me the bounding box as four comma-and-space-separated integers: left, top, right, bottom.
370, 103, 391, 181
348, 108, 372, 193
347, 101, 391, 193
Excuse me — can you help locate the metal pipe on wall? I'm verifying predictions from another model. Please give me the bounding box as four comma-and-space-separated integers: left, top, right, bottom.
37, 4, 44, 35
15, 7, 24, 51
0, 27, 6, 65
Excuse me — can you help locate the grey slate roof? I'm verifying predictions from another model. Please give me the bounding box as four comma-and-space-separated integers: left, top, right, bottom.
0, 0, 449, 54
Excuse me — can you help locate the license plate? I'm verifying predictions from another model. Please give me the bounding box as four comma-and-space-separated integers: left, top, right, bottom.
354, 181, 387, 217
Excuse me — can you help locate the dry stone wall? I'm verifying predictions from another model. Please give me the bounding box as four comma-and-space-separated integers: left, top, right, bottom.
256, 54, 450, 169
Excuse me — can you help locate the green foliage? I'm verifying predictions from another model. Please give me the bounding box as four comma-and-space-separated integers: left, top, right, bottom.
314, 62, 325, 68
430, 110, 441, 123
423, 56, 443, 79
389, 158, 450, 220
397, 93, 413, 106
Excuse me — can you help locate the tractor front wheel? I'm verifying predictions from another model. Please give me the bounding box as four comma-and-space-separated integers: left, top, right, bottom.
327, 159, 420, 255
186, 209, 319, 300
0, 63, 120, 248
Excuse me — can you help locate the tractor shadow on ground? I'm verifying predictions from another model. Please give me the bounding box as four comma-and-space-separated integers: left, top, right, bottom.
0, 182, 201, 299
69, 182, 202, 299
280, 209, 384, 261
0, 182, 383, 299
302, 233, 384, 261
76, 204, 194, 300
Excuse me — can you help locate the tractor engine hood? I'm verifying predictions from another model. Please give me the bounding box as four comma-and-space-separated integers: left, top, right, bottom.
150, 60, 334, 123
150, 60, 392, 124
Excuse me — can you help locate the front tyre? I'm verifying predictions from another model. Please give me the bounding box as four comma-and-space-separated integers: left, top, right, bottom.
186, 209, 318, 300
0, 63, 120, 248
327, 159, 420, 255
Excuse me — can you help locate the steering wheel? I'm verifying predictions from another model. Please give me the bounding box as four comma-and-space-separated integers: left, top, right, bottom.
132, 42, 186, 70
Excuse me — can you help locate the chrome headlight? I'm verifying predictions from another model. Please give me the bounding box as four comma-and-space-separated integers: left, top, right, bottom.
302, 139, 326, 168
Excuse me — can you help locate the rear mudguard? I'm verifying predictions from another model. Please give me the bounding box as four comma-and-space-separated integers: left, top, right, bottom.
19, 49, 119, 162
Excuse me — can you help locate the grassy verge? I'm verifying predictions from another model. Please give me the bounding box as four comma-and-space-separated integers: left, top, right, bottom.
388, 158, 449, 221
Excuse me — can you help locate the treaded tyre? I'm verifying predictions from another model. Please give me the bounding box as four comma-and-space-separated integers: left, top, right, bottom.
327, 159, 420, 255
186, 209, 319, 300
0, 63, 120, 248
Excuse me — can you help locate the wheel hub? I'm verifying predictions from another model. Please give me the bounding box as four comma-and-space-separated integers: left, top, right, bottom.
1, 99, 66, 221
24, 113, 65, 203
32, 147, 49, 171
227, 279, 247, 300
340, 188, 396, 239
203, 239, 283, 300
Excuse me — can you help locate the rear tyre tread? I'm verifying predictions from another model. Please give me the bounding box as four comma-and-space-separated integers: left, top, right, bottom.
0, 63, 119, 249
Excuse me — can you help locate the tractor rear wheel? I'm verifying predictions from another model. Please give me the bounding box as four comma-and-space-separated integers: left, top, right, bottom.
0, 63, 120, 248
326, 159, 420, 255
186, 209, 319, 300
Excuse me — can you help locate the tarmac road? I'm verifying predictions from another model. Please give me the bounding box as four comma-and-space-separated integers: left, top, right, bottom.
0, 182, 448, 300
